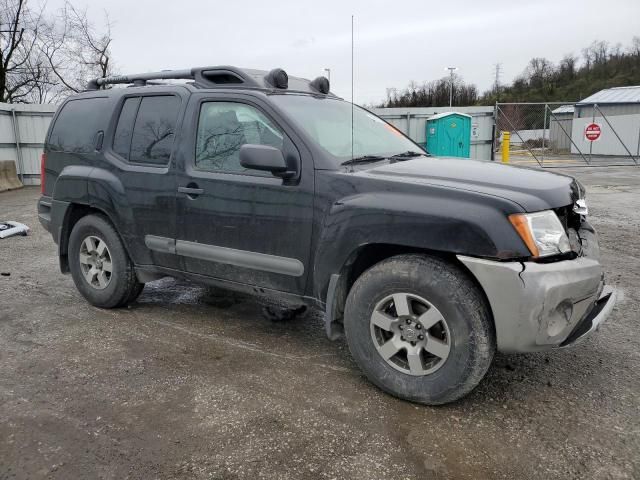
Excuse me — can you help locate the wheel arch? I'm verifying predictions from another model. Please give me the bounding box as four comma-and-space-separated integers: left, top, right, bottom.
58, 203, 132, 273
324, 243, 495, 342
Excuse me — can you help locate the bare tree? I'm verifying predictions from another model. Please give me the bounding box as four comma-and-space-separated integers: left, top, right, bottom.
0, 0, 50, 103
1, 0, 114, 104
524, 57, 554, 89
41, 1, 114, 97
382, 74, 479, 108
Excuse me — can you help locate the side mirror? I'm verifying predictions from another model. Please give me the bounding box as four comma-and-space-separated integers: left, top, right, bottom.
239, 144, 293, 177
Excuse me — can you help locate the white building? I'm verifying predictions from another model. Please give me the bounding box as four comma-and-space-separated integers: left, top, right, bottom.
570, 86, 640, 157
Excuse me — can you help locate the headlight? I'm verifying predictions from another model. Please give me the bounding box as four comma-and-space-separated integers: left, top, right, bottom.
509, 210, 571, 258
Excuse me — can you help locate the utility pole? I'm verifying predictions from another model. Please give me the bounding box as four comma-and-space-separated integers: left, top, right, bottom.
324, 68, 331, 84
493, 63, 502, 100
446, 67, 457, 108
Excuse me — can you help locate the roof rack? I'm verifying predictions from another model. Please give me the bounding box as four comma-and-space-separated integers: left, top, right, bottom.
87, 66, 261, 90
86, 65, 333, 96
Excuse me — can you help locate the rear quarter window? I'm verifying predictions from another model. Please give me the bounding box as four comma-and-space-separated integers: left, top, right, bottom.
48, 98, 109, 153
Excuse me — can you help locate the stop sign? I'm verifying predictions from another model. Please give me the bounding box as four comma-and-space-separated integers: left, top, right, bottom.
584, 123, 601, 142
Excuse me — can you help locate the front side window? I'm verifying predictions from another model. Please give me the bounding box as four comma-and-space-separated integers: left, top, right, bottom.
195, 102, 284, 174
115, 95, 180, 165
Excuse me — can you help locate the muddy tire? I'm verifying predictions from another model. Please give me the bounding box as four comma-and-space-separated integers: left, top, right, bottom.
344, 254, 495, 405
68, 214, 143, 308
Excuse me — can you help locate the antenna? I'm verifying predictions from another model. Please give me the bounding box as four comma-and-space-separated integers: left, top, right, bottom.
351, 14, 354, 161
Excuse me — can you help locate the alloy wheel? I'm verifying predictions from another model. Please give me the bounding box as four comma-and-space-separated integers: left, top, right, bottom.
78, 235, 113, 290
370, 292, 451, 376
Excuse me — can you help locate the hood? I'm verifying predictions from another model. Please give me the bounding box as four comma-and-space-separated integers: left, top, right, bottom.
361, 157, 580, 212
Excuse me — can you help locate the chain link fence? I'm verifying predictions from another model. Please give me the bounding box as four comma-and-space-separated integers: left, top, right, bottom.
495, 102, 640, 167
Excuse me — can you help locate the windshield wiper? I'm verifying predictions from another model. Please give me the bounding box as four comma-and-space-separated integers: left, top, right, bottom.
340, 155, 387, 166
389, 150, 427, 159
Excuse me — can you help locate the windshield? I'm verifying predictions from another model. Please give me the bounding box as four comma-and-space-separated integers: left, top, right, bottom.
270, 95, 423, 162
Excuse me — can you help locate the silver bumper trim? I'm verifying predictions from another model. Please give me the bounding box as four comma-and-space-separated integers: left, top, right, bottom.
562, 285, 616, 347
458, 254, 616, 353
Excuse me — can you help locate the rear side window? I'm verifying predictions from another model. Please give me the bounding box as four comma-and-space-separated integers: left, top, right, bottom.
48, 98, 109, 153
112, 95, 180, 165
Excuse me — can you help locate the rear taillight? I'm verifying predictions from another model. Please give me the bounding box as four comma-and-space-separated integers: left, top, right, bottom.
40, 152, 46, 194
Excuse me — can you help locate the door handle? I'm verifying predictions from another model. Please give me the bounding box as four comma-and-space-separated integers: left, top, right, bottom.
178, 185, 204, 198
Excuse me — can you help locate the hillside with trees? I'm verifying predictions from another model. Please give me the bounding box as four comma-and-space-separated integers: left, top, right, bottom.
381, 37, 640, 108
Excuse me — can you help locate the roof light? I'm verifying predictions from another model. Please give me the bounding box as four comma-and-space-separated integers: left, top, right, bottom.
265, 68, 288, 89
310, 76, 330, 94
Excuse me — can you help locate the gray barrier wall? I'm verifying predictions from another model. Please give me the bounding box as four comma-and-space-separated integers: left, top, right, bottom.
371, 106, 495, 160
0, 103, 57, 186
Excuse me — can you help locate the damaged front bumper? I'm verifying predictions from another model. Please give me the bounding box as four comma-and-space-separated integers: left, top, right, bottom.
458, 234, 616, 353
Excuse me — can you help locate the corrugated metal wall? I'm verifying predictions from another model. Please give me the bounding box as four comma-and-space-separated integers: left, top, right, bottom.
370, 106, 495, 160
0, 103, 57, 185
575, 104, 640, 118
549, 113, 573, 152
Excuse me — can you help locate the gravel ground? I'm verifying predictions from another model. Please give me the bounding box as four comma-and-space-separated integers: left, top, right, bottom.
1, 166, 638, 480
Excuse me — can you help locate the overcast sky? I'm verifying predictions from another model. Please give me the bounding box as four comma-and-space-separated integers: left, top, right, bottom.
49, 0, 640, 104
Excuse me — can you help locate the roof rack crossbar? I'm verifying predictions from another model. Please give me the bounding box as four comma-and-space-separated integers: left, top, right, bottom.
87, 69, 194, 90
87, 66, 265, 91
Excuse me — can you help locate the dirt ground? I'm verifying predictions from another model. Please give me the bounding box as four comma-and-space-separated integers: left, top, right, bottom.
1, 166, 639, 480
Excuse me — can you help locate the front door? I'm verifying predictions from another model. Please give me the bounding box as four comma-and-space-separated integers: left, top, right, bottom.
175, 95, 314, 294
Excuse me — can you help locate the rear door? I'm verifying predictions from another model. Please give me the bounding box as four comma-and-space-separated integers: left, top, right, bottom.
100, 90, 187, 270
174, 93, 314, 294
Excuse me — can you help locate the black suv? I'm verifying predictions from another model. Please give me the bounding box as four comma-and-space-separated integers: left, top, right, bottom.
38, 66, 616, 405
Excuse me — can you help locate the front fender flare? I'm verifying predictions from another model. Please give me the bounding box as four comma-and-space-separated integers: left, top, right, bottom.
312, 191, 529, 303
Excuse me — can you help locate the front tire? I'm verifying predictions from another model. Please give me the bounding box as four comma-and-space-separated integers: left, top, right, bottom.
344, 254, 495, 405
68, 214, 143, 308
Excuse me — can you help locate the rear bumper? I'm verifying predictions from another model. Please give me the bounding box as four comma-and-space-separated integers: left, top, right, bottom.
37, 196, 52, 233
458, 253, 616, 353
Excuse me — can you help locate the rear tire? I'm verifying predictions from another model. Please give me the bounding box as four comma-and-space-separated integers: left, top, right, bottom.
344, 254, 495, 405
68, 214, 144, 308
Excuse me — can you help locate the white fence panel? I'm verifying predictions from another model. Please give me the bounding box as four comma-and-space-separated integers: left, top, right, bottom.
571, 113, 640, 157
0, 103, 57, 185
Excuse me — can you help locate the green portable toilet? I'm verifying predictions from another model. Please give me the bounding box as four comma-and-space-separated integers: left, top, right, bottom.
425, 112, 471, 158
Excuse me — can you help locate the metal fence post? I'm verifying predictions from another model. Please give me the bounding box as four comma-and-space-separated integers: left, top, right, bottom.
491, 102, 497, 161
541, 104, 547, 165
589, 104, 596, 163
10, 108, 25, 183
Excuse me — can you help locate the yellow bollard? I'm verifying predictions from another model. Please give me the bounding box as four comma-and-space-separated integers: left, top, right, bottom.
501, 131, 510, 163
